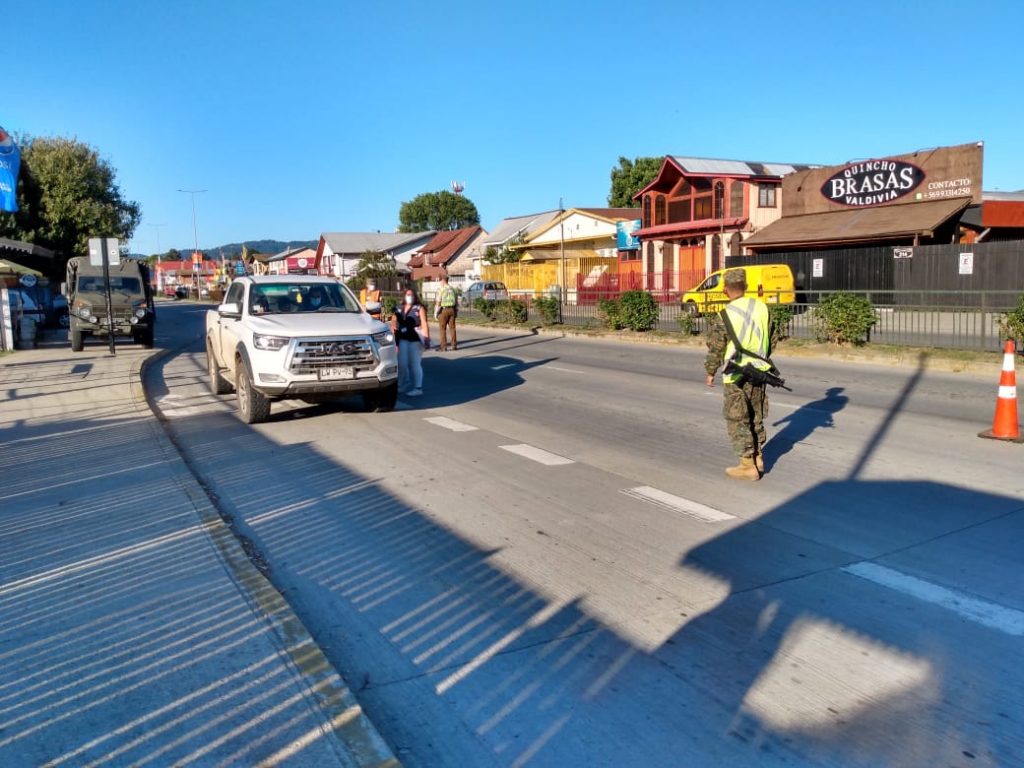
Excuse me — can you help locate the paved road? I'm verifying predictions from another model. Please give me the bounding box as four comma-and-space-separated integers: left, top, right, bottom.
150, 303, 1024, 767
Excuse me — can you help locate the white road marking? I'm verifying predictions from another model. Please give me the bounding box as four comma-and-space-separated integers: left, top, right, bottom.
490, 363, 516, 370
499, 444, 574, 466
621, 486, 735, 522
842, 562, 1024, 636
548, 366, 584, 374
423, 416, 478, 432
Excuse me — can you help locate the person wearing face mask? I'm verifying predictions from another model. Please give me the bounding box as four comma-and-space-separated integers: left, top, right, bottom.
391, 288, 429, 396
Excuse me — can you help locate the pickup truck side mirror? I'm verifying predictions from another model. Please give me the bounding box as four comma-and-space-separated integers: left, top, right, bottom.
365, 301, 382, 315
219, 302, 242, 318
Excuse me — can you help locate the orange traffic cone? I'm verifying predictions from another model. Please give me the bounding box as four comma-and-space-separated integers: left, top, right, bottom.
979, 340, 1024, 443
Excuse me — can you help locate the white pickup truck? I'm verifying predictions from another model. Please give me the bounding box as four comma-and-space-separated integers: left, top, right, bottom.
205, 275, 398, 423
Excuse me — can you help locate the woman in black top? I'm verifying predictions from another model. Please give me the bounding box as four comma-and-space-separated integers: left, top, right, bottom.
391, 288, 430, 396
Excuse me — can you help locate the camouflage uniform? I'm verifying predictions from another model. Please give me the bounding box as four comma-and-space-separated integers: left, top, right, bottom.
704, 314, 768, 459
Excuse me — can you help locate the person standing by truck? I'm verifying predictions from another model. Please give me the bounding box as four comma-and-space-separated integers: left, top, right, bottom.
704, 268, 772, 480
434, 273, 459, 351
392, 287, 429, 397
359, 279, 382, 320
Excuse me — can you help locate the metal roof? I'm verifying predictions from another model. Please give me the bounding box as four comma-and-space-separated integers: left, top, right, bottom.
320, 231, 435, 255
482, 211, 561, 246
670, 157, 817, 178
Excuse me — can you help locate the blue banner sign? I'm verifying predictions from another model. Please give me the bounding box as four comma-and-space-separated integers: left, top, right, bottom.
0, 126, 20, 212
616, 219, 642, 251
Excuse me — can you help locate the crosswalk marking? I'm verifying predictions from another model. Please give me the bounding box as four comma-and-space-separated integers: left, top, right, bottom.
621, 486, 734, 522
842, 562, 1024, 636
499, 444, 574, 466
423, 416, 478, 432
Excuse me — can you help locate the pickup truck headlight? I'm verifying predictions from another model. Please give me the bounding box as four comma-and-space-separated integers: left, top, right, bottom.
253, 333, 289, 351
372, 330, 395, 347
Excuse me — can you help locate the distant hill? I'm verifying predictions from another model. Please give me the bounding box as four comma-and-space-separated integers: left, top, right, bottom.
132, 239, 318, 259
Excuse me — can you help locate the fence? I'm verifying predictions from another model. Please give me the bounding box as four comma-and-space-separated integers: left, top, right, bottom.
456, 289, 1021, 352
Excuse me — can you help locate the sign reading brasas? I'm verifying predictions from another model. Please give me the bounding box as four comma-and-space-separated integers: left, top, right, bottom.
821, 160, 924, 207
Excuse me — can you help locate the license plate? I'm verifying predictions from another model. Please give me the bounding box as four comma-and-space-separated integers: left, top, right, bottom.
318, 366, 354, 380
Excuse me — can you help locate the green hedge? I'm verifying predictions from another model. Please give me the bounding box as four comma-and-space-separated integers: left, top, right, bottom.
812, 293, 876, 345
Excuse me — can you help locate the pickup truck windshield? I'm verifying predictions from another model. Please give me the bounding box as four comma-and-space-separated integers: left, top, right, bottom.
249, 282, 359, 315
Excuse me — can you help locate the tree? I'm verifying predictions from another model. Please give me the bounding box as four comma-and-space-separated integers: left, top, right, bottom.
356, 249, 397, 280
484, 232, 526, 264
166, 248, 182, 262
0, 136, 141, 270
398, 190, 480, 233
608, 156, 663, 208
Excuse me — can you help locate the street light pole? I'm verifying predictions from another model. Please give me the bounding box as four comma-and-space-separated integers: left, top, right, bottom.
149, 222, 167, 294
178, 189, 206, 296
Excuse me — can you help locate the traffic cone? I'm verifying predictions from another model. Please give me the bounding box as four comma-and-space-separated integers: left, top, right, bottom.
979, 340, 1024, 443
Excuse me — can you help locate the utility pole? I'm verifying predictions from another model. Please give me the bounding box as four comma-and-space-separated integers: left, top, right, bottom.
149, 223, 167, 294
178, 189, 206, 296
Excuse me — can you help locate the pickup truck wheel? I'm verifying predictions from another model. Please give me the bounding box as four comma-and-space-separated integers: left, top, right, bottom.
207, 341, 232, 395
364, 381, 398, 412
70, 327, 85, 352
236, 359, 271, 423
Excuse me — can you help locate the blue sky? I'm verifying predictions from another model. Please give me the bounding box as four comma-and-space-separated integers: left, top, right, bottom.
7, 0, 1023, 254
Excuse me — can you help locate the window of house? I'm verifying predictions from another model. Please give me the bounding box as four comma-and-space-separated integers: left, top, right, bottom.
693, 195, 713, 220
711, 234, 721, 272
729, 232, 742, 257
642, 195, 652, 228
669, 198, 691, 223
713, 182, 725, 219
758, 184, 777, 208
654, 195, 667, 226
730, 181, 744, 218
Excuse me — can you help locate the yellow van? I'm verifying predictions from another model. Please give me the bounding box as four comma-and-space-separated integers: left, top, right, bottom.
681, 264, 795, 315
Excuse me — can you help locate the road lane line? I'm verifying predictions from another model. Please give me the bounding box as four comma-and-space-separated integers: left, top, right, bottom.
842, 562, 1024, 636
548, 366, 584, 374
621, 486, 735, 522
490, 363, 516, 370
499, 444, 574, 466
423, 416, 478, 432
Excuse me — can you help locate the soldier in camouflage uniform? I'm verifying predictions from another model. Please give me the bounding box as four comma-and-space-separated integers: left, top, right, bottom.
704, 269, 771, 480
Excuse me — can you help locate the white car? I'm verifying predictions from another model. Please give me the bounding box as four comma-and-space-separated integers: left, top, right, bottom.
205, 275, 398, 423
461, 281, 510, 306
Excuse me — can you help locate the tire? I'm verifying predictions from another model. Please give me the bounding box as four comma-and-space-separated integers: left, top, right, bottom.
207, 341, 232, 395
58, 310, 70, 329
364, 381, 398, 412
236, 358, 271, 424
71, 326, 84, 352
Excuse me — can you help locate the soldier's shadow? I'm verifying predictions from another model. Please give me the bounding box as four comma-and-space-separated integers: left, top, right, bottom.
764, 386, 848, 471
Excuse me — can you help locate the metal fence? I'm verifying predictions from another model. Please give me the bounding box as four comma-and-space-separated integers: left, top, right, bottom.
456, 289, 1021, 352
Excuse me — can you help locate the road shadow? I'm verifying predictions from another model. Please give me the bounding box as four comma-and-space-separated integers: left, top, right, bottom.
765, 386, 849, 471
134, 346, 1024, 766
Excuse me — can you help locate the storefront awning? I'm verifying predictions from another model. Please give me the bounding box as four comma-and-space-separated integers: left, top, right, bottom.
743, 198, 970, 249
0, 238, 55, 260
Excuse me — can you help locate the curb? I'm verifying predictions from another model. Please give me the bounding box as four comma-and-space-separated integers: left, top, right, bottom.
132, 340, 400, 768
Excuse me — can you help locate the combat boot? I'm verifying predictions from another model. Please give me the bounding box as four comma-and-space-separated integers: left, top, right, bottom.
725, 457, 760, 481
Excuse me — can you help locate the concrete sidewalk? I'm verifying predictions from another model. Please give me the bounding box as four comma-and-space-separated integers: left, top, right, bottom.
0, 340, 398, 767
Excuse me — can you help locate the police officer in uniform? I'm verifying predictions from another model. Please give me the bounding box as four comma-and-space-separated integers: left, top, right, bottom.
704, 268, 773, 480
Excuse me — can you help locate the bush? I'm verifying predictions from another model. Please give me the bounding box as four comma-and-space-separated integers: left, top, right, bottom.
812, 293, 876, 345
677, 312, 697, 335
381, 295, 398, 319
534, 295, 560, 325
619, 290, 659, 331
473, 298, 528, 324
768, 304, 794, 348
998, 294, 1024, 342
597, 298, 624, 330
495, 299, 528, 324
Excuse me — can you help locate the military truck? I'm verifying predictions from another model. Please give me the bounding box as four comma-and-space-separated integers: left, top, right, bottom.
65, 256, 156, 351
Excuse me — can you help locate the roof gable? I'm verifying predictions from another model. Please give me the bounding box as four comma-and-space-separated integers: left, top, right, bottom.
635, 155, 819, 199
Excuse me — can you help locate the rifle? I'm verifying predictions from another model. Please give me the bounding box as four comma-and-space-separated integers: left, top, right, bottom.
720, 308, 791, 391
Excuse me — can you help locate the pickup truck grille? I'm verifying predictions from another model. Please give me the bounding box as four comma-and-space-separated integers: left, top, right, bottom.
290, 338, 375, 374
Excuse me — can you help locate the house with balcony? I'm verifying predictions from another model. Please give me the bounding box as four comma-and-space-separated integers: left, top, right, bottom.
633, 156, 816, 296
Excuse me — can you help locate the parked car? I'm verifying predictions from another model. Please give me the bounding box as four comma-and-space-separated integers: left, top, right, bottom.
461, 281, 509, 306
174, 286, 189, 300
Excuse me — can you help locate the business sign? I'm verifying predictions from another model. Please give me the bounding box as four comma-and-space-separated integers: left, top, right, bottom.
959, 252, 974, 275
893, 247, 913, 260
616, 219, 642, 251
812, 258, 824, 277
821, 159, 925, 207
781, 142, 983, 217
0, 126, 20, 213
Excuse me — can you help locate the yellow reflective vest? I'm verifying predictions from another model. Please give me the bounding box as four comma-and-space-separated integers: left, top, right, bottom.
723, 296, 770, 385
